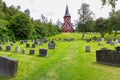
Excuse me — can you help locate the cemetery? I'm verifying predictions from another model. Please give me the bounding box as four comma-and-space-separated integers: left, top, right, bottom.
1, 0, 120, 80
0, 33, 120, 80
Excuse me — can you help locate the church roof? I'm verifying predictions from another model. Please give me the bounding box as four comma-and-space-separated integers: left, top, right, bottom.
64, 5, 70, 16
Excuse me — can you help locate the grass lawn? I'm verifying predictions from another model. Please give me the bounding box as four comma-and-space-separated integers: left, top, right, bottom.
0, 33, 120, 80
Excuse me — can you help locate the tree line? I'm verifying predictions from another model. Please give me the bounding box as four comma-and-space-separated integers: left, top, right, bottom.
77, 1, 120, 39
0, 0, 61, 40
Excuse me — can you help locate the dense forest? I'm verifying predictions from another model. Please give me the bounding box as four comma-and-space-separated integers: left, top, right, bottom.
0, 0, 61, 40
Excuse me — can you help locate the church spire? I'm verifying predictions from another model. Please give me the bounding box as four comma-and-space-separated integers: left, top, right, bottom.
64, 4, 70, 16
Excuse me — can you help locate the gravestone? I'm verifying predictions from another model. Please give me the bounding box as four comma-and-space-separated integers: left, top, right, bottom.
114, 39, 118, 44
51, 40, 55, 44
96, 49, 120, 66
48, 43, 56, 49
0, 56, 18, 77
39, 41, 44, 45
32, 44, 36, 48
8, 39, 10, 45
3, 38, 6, 44
34, 41, 38, 45
15, 46, 20, 52
20, 40, 24, 44
22, 49, 26, 54
0, 45, 3, 50
6, 46, 11, 51
29, 50, 35, 55
86, 46, 90, 52
101, 38, 104, 42
106, 39, 112, 44
39, 48, 48, 57
13, 40, 16, 43
110, 42, 114, 46
10, 43, 13, 46
118, 39, 120, 43
116, 47, 120, 51
26, 43, 30, 48
0, 41, 2, 45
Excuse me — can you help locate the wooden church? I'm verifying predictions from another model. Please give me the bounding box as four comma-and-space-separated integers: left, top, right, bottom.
62, 5, 74, 32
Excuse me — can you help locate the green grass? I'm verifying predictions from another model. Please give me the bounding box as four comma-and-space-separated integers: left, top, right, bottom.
0, 33, 120, 80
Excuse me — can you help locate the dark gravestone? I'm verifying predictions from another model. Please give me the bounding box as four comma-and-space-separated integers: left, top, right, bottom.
48, 43, 56, 49
0, 41, 2, 45
0, 46, 3, 50
13, 40, 16, 43
32, 44, 36, 48
22, 49, 26, 54
10, 43, 13, 46
20, 40, 24, 44
51, 40, 54, 43
96, 49, 120, 66
26, 43, 30, 48
116, 47, 120, 51
106, 39, 112, 44
0, 56, 18, 77
86, 46, 90, 52
6, 46, 11, 51
39, 48, 48, 57
118, 40, 120, 43
29, 50, 35, 55
34, 41, 38, 45
96, 38, 102, 42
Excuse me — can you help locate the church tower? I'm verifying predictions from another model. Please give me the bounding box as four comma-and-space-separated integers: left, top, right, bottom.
62, 5, 74, 32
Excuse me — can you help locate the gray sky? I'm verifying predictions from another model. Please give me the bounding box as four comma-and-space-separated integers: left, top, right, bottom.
3, 0, 120, 24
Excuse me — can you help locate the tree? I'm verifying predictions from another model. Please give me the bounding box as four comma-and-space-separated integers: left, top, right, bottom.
9, 12, 33, 39
41, 14, 48, 23
95, 17, 110, 38
24, 9, 30, 16
101, 0, 118, 10
77, 3, 94, 39
109, 10, 120, 37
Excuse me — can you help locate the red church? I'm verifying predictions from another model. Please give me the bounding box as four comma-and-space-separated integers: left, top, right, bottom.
62, 5, 74, 32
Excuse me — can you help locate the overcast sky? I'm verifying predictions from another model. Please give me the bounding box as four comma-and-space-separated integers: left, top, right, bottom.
3, 0, 120, 24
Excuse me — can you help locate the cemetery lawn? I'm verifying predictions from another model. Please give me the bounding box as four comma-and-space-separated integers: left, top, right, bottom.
1, 33, 120, 80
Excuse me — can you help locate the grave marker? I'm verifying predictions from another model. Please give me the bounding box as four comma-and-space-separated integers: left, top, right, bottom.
29, 50, 35, 55
15, 46, 20, 52
0, 56, 18, 77
39, 48, 48, 57
0, 45, 3, 50
32, 44, 36, 48
26, 43, 30, 48
6, 46, 11, 51
22, 49, 26, 54
86, 46, 90, 52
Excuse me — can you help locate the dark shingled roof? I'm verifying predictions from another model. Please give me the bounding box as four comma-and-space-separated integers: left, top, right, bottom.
64, 5, 70, 16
